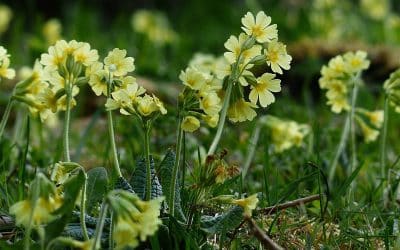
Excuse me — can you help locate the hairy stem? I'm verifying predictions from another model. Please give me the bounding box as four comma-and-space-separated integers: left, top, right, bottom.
0, 97, 14, 140
328, 116, 350, 184
107, 73, 122, 177
144, 120, 152, 201
242, 121, 261, 178
207, 82, 233, 155
169, 117, 183, 216
380, 97, 389, 181
92, 201, 108, 250
348, 82, 359, 201
63, 80, 72, 162
80, 175, 89, 241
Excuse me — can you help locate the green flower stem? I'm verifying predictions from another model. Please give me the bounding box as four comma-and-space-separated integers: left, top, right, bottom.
92, 201, 109, 250
242, 121, 262, 178
380, 96, 389, 182
328, 116, 350, 184
80, 174, 89, 241
144, 120, 152, 201
107, 73, 122, 177
348, 82, 359, 201
207, 81, 233, 155
63, 79, 72, 162
169, 117, 183, 216
107, 110, 122, 177
0, 96, 14, 140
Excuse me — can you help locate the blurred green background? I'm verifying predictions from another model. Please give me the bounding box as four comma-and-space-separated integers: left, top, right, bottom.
1, 0, 400, 82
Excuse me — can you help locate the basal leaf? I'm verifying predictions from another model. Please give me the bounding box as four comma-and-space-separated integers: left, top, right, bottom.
131, 155, 163, 200
86, 167, 108, 213
200, 206, 244, 234
158, 149, 186, 222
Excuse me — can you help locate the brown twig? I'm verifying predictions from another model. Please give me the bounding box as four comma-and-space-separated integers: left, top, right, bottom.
246, 216, 283, 250
259, 194, 321, 215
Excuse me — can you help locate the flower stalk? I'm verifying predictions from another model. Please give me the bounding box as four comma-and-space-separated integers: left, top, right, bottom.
207, 81, 233, 155
63, 81, 72, 162
380, 96, 389, 181
143, 119, 152, 201
169, 116, 183, 216
0, 96, 14, 140
348, 79, 359, 201
107, 73, 122, 177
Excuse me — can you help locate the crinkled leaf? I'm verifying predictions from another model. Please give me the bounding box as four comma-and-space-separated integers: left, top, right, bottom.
86, 167, 108, 213
158, 149, 186, 222
200, 206, 244, 234
131, 155, 163, 200
115, 176, 135, 193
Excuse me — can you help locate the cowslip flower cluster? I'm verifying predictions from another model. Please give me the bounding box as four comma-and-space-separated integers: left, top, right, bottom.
108, 191, 163, 249
231, 193, 259, 217
355, 109, 383, 142
98, 48, 167, 118
319, 51, 383, 143
217, 11, 291, 123
178, 54, 223, 132
383, 68, 400, 112
0, 46, 15, 80
263, 115, 310, 153
319, 51, 370, 113
131, 10, 177, 45
12, 40, 99, 121
9, 173, 63, 228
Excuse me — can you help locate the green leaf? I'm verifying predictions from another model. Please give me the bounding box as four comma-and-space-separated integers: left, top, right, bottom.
45, 168, 85, 243
115, 176, 135, 193
86, 167, 108, 213
158, 149, 186, 222
131, 155, 163, 200
200, 206, 244, 234
334, 162, 365, 200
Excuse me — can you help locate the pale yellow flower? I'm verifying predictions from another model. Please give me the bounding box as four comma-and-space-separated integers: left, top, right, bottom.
228, 98, 257, 123
114, 218, 140, 249
231, 194, 259, 217
179, 67, 209, 90
357, 117, 379, 143
40, 42, 65, 70
134, 197, 163, 241
73, 42, 99, 67
104, 48, 135, 77
88, 70, 108, 96
203, 114, 219, 128
199, 91, 221, 115
224, 33, 262, 64
361, 0, 389, 20
241, 11, 278, 43
0, 5, 12, 34
266, 116, 310, 152
181, 116, 200, 132
136, 94, 158, 116
327, 96, 350, 113
327, 55, 347, 76
42, 19, 62, 45
152, 94, 167, 115
123, 82, 146, 101
249, 73, 281, 107
264, 40, 292, 74
85, 61, 103, 77
0, 57, 15, 79
343, 51, 370, 74
9, 197, 59, 227
106, 89, 134, 115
